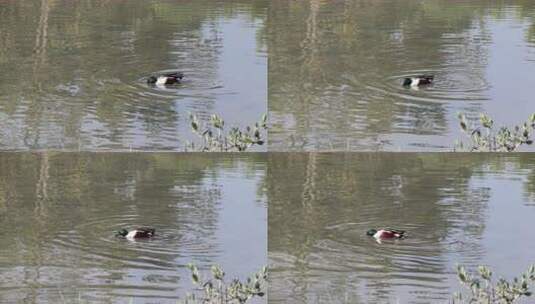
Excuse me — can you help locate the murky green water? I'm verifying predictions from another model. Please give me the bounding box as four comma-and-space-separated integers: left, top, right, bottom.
268, 0, 535, 151
0, 153, 266, 303
0, 0, 267, 151
268, 153, 535, 303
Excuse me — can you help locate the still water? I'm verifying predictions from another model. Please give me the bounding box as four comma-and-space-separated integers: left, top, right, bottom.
268, 0, 535, 151
268, 153, 535, 303
0, 153, 267, 303
0, 0, 267, 151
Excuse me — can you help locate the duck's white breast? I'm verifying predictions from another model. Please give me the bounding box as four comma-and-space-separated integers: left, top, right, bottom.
373, 230, 385, 238
156, 77, 167, 85
126, 230, 137, 239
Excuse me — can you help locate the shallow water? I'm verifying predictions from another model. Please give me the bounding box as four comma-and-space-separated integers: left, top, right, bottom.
0, 153, 267, 303
268, 0, 535, 151
0, 0, 267, 151
268, 153, 535, 303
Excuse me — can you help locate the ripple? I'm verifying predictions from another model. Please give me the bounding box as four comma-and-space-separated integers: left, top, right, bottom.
384, 70, 490, 103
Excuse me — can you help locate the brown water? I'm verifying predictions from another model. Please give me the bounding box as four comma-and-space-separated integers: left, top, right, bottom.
0, 153, 267, 303
268, 153, 535, 303
268, 0, 535, 151
0, 0, 267, 151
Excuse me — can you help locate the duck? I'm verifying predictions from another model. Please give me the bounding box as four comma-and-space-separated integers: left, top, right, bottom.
367, 228, 405, 240
116, 227, 155, 239
147, 72, 184, 85
402, 75, 434, 87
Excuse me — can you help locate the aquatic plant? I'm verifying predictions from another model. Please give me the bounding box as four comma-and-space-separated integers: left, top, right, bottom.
455, 113, 535, 152
179, 264, 267, 304
453, 264, 535, 304
187, 113, 267, 152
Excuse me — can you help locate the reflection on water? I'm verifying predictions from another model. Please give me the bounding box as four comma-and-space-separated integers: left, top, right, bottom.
0, 0, 267, 151
0, 153, 266, 303
268, 0, 535, 151
268, 153, 535, 303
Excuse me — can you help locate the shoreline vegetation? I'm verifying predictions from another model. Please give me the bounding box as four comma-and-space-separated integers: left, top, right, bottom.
186, 114, 268, 152
454, 264, 535, 304
456, 113, 535, 152
180, 264, 268, 304
185, 111, 535, 153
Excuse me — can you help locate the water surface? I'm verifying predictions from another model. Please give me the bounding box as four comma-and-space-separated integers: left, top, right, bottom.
0, 0, 267, 151
0, 153, 267, 303
268, 153, 535, 303
268, 0, 535, 151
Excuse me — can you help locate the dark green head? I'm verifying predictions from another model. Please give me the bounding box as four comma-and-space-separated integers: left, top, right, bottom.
403, 78, 412, 86
147, 76, 158, 84
116, 229, 128, 237
366, 229, 377, 236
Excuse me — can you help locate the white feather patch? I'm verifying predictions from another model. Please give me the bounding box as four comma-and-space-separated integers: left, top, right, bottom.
373, 230, 385, 238
156, 77, 167, 85
126, 230, 137, 239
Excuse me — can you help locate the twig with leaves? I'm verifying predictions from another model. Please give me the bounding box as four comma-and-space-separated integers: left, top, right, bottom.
179, 264, 267, 304
455, 113, 535, 152
453, 265, 535, 304
187, 114, 267, 152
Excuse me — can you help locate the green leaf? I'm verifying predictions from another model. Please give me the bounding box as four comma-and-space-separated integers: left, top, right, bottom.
480, 114, 493, 129
211, 265, 225, 281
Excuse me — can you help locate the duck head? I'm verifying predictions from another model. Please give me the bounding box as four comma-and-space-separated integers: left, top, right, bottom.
366, 229, 378, 236
402, 78, 412, 86
147, 76, 158, 84
116, 229, 128, 237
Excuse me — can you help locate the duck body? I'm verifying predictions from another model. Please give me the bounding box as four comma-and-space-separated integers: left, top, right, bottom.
116, 227, 155, 239
147, 72, 184, 85
403, 75, 434, 87
367, 228, 405, 240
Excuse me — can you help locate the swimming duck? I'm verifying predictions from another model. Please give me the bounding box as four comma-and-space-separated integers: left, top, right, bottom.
116, 227, 155, 239
403, 75, 434, 87
147, 72, 184, 85
367, 228, 405, 240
